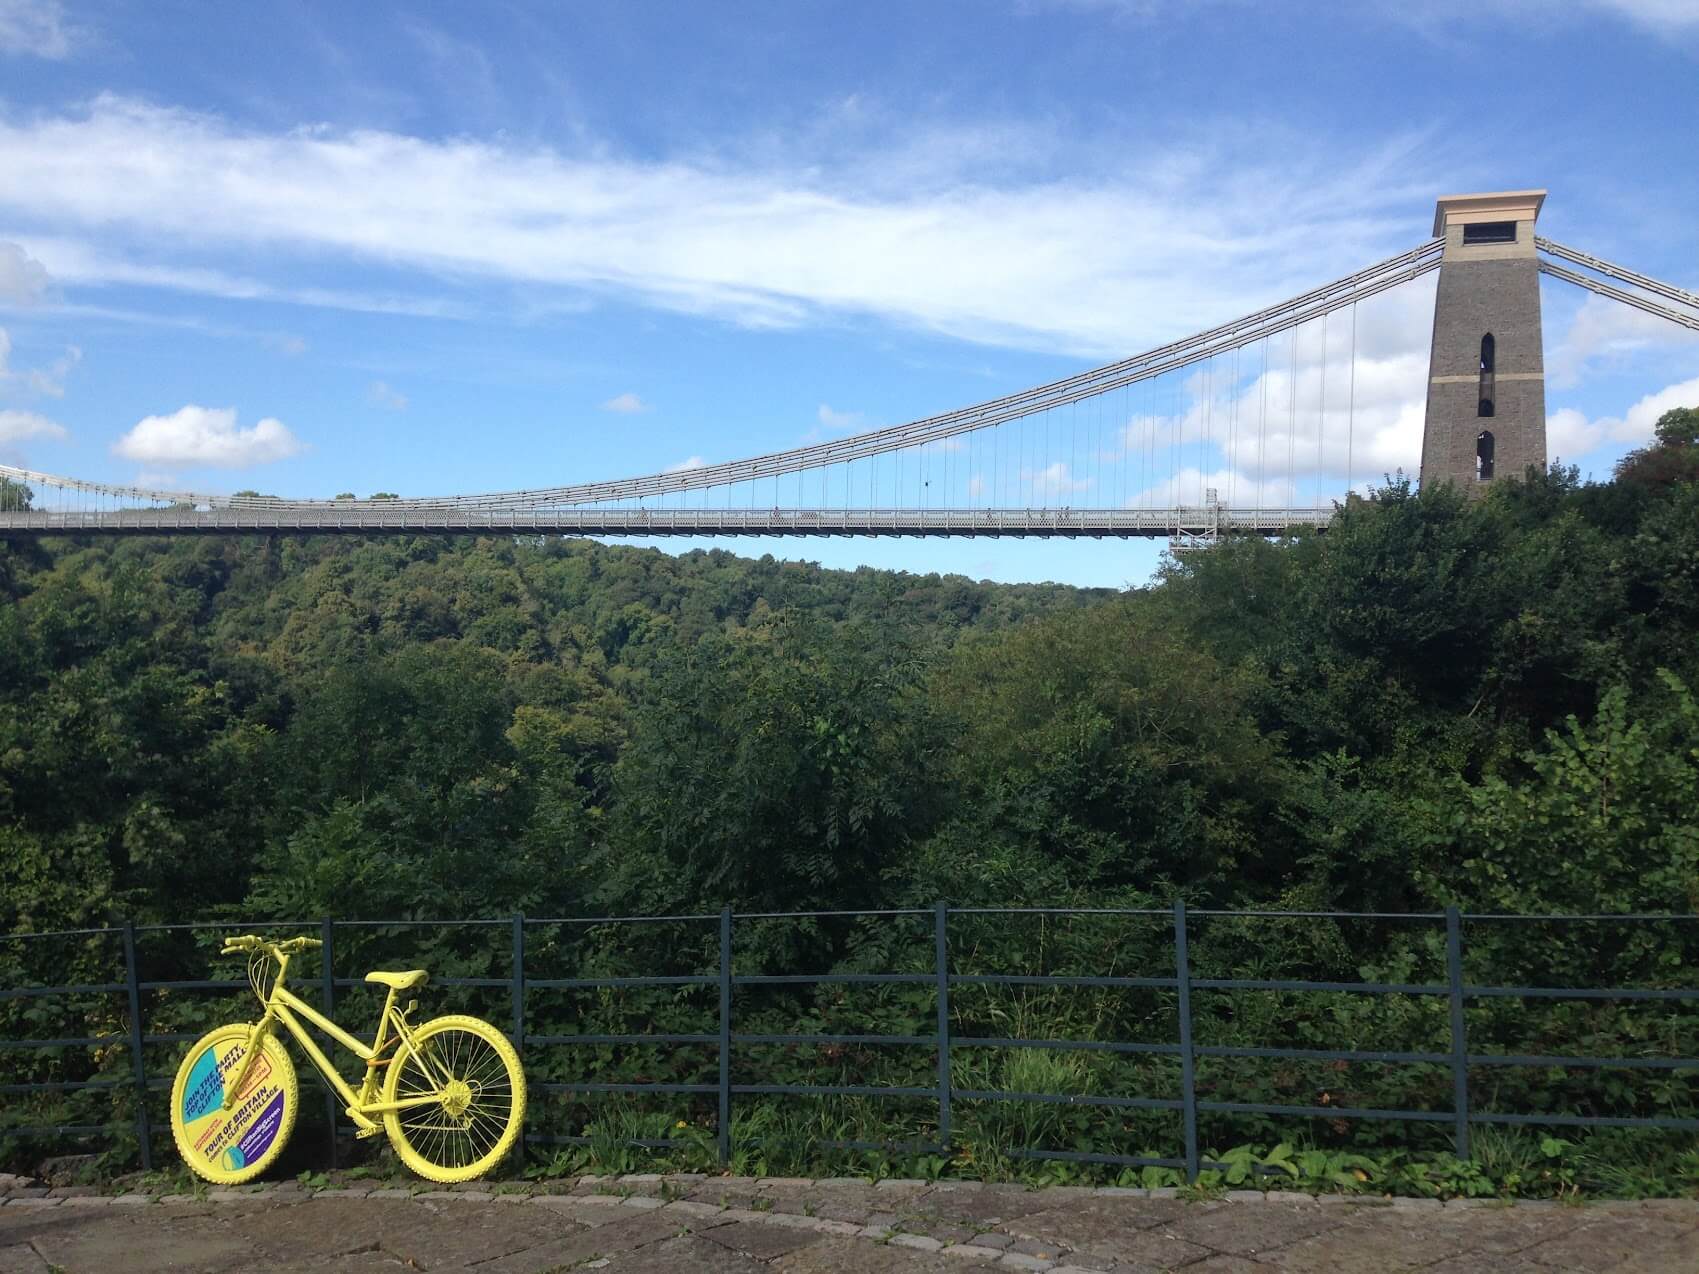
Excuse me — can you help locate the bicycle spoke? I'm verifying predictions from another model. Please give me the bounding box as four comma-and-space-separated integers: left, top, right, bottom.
386, 1024, 518, 1176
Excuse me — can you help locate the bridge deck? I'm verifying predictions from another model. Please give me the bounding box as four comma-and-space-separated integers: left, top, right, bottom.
0, 507, 1333, 538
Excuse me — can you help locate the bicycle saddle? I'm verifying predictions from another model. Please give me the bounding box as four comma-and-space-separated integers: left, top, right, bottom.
365, 970, 428, 991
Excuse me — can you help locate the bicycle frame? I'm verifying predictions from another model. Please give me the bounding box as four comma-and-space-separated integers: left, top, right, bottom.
223, 950, 441, 1137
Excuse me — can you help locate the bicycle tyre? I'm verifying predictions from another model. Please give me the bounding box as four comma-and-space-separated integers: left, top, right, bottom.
170, 1022, 299, 1185
382, 1014, 525, 1183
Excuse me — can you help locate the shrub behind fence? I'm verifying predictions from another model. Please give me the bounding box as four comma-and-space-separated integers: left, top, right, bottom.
3, 904, 1696, 1182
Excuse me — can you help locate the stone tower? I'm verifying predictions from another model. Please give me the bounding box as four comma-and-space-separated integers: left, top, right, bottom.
1420, 190, 1547, 491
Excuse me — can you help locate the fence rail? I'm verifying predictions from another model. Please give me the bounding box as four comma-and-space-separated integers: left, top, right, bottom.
3, 904, 1697, 1181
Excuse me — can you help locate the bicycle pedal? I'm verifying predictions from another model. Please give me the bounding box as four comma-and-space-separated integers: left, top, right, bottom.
354, 1124, 384, 1140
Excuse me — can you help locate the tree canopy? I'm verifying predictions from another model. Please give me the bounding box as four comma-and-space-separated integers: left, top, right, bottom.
2, 407, 1698, 933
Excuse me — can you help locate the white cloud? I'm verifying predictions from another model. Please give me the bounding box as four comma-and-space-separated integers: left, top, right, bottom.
0, 407, 66, 444
601, 392, 648, 414
113, 405, 304, 468
0, 241, 51, 304
1546, 408, 1602, 460
665, 455, 708, 473
1546, 375, 1699, 461
0, 0, 76, 59
1101, 284, 1437, 503
367, 380, 408, 411
0, 97, 1440, 358
1546, 292, 1699, 389
1127, 465, 1306, 510
11, 233, 468, 320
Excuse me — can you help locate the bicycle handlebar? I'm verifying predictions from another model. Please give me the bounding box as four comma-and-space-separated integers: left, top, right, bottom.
220, 934, 323, 956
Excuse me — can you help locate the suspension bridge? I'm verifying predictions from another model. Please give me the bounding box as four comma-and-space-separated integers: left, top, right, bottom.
2, 190, 1695, 547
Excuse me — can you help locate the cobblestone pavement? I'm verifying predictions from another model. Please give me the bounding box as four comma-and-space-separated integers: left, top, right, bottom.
2, 1176, 1696, 1273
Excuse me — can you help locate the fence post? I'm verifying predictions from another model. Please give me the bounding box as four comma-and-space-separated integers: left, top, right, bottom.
718, 906, 733, 1167
512, 913, 526, 1164
121, 921, 152, 1171
934, 901, 951, 1155
1445, 906, 1471, 1162
321, 917, 336, 1168
1172, 899, 1199, 1183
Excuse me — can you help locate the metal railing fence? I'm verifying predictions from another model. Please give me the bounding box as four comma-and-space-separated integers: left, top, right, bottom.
2, 903, 1696, 1182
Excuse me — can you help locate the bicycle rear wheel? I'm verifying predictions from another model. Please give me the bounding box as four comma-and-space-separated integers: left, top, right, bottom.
382, 1014, 525, 1182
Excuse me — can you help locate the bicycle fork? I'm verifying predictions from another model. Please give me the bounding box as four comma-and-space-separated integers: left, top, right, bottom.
220, 1014, 277, 1112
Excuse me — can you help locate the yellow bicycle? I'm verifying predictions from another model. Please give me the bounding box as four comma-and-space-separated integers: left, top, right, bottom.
168, 934, 525, 1185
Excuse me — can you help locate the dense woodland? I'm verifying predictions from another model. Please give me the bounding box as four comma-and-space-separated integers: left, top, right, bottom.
4, 410, 1699, 930
2, 406, 1697, 1193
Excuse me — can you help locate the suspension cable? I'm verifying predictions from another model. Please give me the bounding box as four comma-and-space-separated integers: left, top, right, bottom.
2, 240, 1454, 518
4, 239, 1439, 516
1536, 261, 1699, 333
1536, 238, 1699, 313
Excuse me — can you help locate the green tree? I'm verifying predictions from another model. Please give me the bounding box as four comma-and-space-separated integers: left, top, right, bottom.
1418, 672, 1699, 916
0, 476, 33, 512
1615, 404, 1699, 489
604, 612, 940, 914
918, 599, 1281, 904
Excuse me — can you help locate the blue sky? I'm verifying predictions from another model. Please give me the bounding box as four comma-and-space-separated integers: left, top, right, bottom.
1, 0, 1696, 587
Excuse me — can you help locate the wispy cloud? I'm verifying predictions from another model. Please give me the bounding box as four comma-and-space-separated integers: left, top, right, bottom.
0, 97, 1439, 358
113, 404, 304, 468
10, 233, 467, 320
0, 406, 66, 445
0, 241, 52, 304
0, 0, 78, 59
817, 403, 862, 430
1361, 0, 1699, 44
0, 326, 79, 396
601, 392, 649, 414
1546, 292, 1699, 389
1025, 461, 1094, 499
1589, 0, 1699, 30
1499, 0, 1699, 32
266, 333, 309, 357
665, 455, 708, 473
1033, 0, 1699, 36
367, 380, 408, 411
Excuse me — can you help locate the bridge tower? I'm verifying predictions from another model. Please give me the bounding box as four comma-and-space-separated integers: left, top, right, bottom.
1420, 190, 1548, 491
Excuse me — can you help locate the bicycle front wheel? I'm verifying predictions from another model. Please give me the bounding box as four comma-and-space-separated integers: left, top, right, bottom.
170, 1022, 299, 1185
382, 1014, 525, 1182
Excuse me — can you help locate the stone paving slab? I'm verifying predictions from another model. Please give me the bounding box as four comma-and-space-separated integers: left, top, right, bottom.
0, 1178, 1695, 1271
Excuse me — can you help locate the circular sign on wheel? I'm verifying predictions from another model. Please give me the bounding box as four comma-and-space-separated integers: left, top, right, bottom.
169, 1023, 299, 1185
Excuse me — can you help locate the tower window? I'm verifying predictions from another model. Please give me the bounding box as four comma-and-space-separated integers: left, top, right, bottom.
1463, 221, 1517, 245
1477, 332, 1495, 418
1476, 430, 1496, 481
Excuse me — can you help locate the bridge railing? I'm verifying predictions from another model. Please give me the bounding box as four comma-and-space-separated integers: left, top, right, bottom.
0, 506, 1336, 538
2, 905, 1695, 1181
